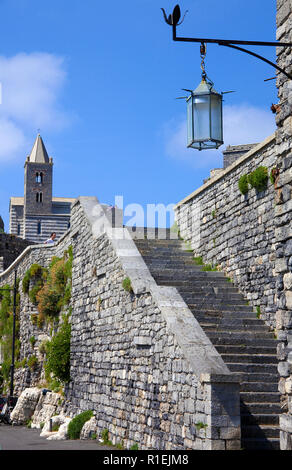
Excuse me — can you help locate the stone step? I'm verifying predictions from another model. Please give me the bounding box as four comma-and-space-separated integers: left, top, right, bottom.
157, 280, 239, 291
155, 276, 231, 284
241, 438, 280, 450
134, 238, 180, 245
240, 382, 279, 393
201, 324, 272, 334
183, 300, 249, 309
137, 249, 193, 255
215, 344, 278, 356
194, 311, 262, 320
138, 254, 196, 262
240, 402, 282, 415
230, 371, 279, 383
189, 305, 256, 313
221, 354, 278, 365
209, 334, 278, 347
241, 425, 279, 439
240, 392, 281, 403
241, 413, 279, 426
206, 331, 275, 341
194, 317, 268, 329
151, 269, 226, 277
177, 290, 243, 300
227, 363, 278, 374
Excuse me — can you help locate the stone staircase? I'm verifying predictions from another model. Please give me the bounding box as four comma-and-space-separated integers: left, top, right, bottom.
133, 235, 281, 450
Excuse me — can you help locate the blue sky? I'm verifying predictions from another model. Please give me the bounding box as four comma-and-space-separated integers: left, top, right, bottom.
0, 0, 278, 229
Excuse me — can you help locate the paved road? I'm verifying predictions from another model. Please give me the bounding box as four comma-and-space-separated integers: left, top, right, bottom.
0, 425, 115, 450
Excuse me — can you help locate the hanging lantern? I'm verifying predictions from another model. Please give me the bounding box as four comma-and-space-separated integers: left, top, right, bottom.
185, 43, 223, 150
186, 78, 223, 150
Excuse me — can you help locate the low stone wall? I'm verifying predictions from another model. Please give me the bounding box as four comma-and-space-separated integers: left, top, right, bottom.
174, 134, 277, 329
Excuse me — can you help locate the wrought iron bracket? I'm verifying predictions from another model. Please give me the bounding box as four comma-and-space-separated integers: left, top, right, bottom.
162, 4, 292, 80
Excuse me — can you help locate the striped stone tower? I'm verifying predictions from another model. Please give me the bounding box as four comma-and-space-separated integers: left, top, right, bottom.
10, 135, 75, 243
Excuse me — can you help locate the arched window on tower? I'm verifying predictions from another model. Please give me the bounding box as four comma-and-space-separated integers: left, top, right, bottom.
35, 172, 43, 183
36, 192, 43, 203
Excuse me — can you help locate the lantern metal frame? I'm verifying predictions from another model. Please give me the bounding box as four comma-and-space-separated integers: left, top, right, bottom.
185, 78, 224, 150
162, 4, 292, 80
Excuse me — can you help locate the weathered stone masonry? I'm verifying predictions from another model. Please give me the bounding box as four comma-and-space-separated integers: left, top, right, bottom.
274, 0, 292, 450
0, 231, 72, 393
174, 135, 277, 328
0, 233, 34, 273
173, 0, 292, 450
0, 197, 241, 450
65, 197, 240, 450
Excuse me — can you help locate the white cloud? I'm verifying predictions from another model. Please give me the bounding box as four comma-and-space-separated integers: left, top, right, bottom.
164, 104, 276, 169
0, 53, 70, 162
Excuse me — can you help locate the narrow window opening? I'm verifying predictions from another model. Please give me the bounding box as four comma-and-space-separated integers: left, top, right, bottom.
37, 221, 41, 235
17, 224, 21, 236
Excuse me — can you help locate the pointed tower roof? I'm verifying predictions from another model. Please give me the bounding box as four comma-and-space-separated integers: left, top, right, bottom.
28, 134, 50, 163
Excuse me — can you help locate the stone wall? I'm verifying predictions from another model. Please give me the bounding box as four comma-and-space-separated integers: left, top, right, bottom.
275, 0, 292, 450
172, 0, 292, 449
64, 197, 240, 450
174, 134, 278, 328
0, 230, 72, 394
0, 197, 241, 450
0, 233, 35, 273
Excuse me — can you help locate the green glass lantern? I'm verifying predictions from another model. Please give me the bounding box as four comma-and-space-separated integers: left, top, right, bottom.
186, 77, 223, 150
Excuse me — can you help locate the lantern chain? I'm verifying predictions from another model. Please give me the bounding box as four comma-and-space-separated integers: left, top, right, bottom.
200, 42, 207, 80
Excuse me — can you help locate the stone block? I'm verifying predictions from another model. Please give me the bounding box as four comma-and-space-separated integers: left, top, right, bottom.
280, 430, 292, 451
278, 361, 290, 377
286, 291, 292, 309
219, 426, 241, 440
280, 414, 292, 434
226, 440, 241, 450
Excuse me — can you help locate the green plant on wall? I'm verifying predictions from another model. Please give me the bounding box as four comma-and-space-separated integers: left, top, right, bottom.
248, 166, 268, 192
27, 355, 38, 371
122, 277, 133, 293
239, 166, 269, 195
44, 313, 71, 384
256, 306, 262, 319
22, 264, 48, 303
23, 246, 73, 324
67, 410, 94, 440
238, 174, 249, 195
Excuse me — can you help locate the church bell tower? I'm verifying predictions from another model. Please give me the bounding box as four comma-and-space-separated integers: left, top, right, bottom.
23, 134, 53, 238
